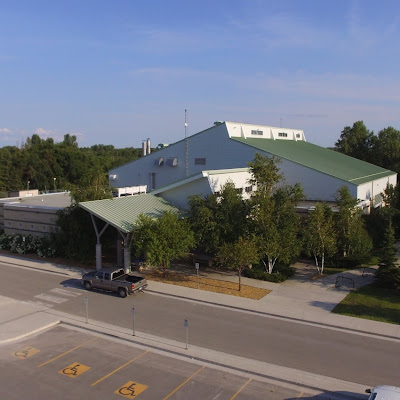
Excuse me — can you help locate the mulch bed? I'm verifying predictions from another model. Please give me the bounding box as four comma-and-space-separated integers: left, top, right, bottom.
143, 269, 270, 300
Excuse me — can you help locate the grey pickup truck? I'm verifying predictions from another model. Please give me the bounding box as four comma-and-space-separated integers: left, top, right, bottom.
82, 268, 148, 298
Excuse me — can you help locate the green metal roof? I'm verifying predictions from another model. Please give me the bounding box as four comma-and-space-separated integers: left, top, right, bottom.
233, 137, 395, 185
79, 194, 181, 233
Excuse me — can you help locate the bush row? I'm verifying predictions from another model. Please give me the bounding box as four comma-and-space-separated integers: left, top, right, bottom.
0, 231, 56, 258
243, 264, 295, 283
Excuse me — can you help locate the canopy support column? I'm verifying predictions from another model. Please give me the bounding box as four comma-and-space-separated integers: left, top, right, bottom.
119, 231, 133, 273
90, 214, 109, 271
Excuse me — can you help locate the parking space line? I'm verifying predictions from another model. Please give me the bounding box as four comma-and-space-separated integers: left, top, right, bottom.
230, 378, 252, 400
162, 365, 205, 400
38, 336, 99, 367
91, 350, 149, 386
297, 391, 304, 398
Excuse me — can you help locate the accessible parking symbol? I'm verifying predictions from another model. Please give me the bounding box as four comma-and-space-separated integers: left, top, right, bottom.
115, 381, 148, 398
59, 362, 91, 378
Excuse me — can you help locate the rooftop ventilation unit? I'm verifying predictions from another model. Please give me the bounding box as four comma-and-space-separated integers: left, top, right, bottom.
155, 157, 164, 166
166, 157, 178, 167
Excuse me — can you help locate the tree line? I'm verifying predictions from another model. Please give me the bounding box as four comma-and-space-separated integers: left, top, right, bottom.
334, 121, 400, 175
0, 133, 141, 195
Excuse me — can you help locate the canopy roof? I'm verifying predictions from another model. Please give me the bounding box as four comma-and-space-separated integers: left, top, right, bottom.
79, 194, 181, 233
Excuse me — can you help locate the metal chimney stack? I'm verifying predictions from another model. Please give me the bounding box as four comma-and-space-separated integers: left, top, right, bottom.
146, 138, 151, 155
142, 140, 147, 156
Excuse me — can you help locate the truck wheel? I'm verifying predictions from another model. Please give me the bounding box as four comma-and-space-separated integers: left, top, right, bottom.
84, 281, 92, 291
118, 288, 127, 298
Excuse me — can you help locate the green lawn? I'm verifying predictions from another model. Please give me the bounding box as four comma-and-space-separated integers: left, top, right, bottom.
332, 284, 400, 325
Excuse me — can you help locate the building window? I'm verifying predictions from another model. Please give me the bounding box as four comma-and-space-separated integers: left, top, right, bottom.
296, 133, 300, 138
245, 186, 253, 193
235, 188, 243, 194
251, 130, 263, 135
278, 132, 288, 137
195, 158, 206, 165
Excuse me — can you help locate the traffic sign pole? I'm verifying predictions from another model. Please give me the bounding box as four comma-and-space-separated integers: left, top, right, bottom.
132, 307, 136, 336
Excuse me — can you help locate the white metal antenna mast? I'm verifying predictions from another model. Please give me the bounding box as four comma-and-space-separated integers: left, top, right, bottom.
184, 109, 189, 177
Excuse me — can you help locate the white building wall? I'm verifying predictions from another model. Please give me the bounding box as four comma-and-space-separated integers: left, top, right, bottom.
279, 160, 358, 201
357, 175, 397, 202
109, 123, 264, 190
225, 121, 305, 141
158, 178, 212, 209
110, 121, 395, 206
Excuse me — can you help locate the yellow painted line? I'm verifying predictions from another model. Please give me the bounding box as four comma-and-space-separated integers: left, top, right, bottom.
230, 378, 252, 400
298, 391, 304, 398
38, 336, 99, 367
162, 365, 205, 400
91, 350, 149, 386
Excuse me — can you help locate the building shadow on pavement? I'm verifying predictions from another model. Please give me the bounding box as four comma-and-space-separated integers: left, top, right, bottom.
286, 390, 366, 400
308, 300, 341, 311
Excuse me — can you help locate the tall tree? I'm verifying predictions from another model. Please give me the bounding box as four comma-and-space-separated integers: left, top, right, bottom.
335, 186, 372, 262
304, 203, 336, 274
131, 211, 194, 276
334, 121, 375, 162
248, 154, 304, 274
373, 126, 400, 172
188, 181, 248, 255
217, 236, 260, 291
375, 219, 400, 290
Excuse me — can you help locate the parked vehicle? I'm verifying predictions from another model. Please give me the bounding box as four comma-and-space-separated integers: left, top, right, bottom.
366, 385, 400, 400
82, 268, 147, 298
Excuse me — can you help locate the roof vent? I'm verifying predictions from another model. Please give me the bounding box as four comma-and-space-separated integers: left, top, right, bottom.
214, 121, 223, 126
109, 174, 117, 180
166, 157, 178, 167
155, 157, 164, 166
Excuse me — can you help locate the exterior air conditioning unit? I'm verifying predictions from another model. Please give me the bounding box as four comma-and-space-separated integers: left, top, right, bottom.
109, 174, 117, 180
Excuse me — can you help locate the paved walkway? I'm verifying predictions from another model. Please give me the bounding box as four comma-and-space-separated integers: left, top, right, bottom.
0, 254, 399, 398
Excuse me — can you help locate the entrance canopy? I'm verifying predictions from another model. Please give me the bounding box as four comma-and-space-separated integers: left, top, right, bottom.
79, 194, 181, 270
79, 194, 181, 233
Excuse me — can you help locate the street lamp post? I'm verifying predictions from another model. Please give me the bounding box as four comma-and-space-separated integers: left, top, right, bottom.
27, 180, 30, 193
53, 177, 56, 192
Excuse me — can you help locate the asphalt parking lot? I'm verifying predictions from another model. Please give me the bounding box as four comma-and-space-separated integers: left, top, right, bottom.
0, 325, 311, 400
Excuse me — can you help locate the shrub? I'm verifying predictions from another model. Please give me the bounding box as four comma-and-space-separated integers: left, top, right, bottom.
243, 263, 295, 282
0, 232, 56, 258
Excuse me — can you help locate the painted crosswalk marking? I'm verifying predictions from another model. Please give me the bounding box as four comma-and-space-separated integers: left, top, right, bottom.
50, 288, 81, 297
34, 293, 68, 304
28, 300, 54, 309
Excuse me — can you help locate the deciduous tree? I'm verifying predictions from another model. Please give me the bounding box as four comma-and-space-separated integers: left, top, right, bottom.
304, 203, 336, 274
131, 211, 195, 276
248, 154, 304, 274
217, 236, 260, 291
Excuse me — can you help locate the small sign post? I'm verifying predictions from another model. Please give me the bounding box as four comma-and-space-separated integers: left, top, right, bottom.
131, 307, 136, 336
84, 297, 88, 324
195, 263, 200, 289
184, 319, 189, 350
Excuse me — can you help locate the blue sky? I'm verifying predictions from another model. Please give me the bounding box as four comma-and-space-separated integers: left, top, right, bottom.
1, 0, 399, 149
